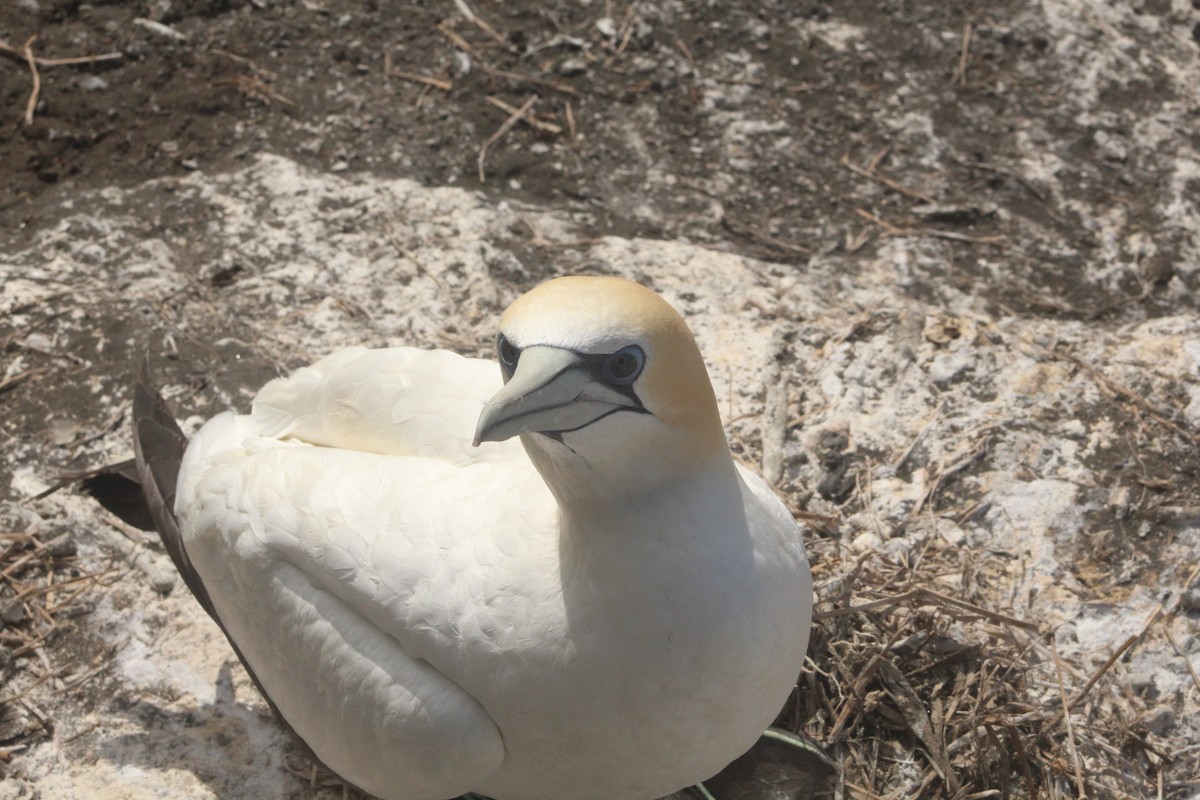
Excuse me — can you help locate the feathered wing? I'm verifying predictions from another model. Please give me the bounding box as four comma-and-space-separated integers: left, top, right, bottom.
167, 348, 556, 799
251, 347, 522, 464
177, 415, 553, 799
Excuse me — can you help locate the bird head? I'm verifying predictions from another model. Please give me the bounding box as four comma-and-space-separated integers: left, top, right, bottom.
473, 276, 732, 501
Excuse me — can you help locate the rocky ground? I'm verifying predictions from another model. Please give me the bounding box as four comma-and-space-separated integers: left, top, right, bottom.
1, 1, 1199, 798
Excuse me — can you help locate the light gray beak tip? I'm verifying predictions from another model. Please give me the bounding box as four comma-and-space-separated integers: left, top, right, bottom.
473, 402, 501, 447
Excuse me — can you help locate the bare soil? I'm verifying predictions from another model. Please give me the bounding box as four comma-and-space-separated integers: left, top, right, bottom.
4, 0, 1198, 314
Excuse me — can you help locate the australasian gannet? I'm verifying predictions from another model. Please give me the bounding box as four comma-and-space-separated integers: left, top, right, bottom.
133, 276, 814, 800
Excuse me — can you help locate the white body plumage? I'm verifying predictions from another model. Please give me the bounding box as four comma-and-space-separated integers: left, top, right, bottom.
174, 278, 813, 800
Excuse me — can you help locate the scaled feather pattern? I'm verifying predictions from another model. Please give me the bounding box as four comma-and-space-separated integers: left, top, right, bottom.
160, 276, 813, 800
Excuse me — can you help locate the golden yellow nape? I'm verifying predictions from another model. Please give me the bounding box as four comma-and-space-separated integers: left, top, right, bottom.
139, 274, 812, 800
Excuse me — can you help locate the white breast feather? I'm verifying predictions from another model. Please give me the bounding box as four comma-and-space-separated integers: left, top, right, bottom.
173, 344, 813, 800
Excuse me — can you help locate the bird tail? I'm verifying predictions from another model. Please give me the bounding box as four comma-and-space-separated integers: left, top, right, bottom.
131, 360, 220, 622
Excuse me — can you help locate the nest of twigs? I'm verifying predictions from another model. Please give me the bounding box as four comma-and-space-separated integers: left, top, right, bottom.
777, 520, 1197, 800
0, 524, 114, 765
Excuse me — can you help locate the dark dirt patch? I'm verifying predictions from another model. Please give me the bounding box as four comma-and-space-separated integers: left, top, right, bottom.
4, 0, 1199, 318
1073, 394, 1200, 588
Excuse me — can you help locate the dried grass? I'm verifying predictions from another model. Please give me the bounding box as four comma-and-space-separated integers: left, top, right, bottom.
0, 529, 116, 767
776, 519, 1198, 799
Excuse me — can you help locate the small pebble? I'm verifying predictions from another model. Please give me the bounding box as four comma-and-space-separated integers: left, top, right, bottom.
850, 531, 883, 553
936, 521, 967, 546
43, 532, 77, 558
132, 17, 188, 42
1143, 705, 1175, 734
558, 58, 588, 76
80, 75, 110, 92
48, 418, 80, 446
1124, 671, 1157, 691
1179, 588, 1200, 612
0, 599, 25, 625
631, 55, 657, 75
1107, 485, 1132, 519
452, 51, 471, 78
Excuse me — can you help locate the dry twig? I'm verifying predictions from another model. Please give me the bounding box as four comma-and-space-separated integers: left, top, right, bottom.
452, 0, 506, 45
436, 22, 578, 97
842, 150, 936, 205
1044, 605, 1162, 732
953, 23, 973, 86
674, 36, 694, 63
853, 206, 1006, 246
721, 216, 811, 256
520, 217, 603, 249
794, 502, 1173, 799
564, 101, 577, 140
1162, 621, 1200, 696
892, 401, 944, 471
20, 36, 40, 125
482, 63, 579, 96
0, 366, 52, 396
1051, 635, 1089, 799
0, 39, 122, 67
950, 157, 1046, 201
436, 22, 479, 57
601, 4, 637, 68
391, 70, 453, 92
484, 96, 561, 134
477, 95, 537, 182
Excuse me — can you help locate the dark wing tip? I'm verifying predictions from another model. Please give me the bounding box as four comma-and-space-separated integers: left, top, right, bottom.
131, 358, 221, 620
80, 464, 159, 532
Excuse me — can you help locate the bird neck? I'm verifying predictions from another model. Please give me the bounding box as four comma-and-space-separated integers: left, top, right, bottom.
541, 446, 743, 531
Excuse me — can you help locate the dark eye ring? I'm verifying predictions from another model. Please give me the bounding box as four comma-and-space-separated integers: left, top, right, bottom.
498, 334, 520, 370
603, 345, 645, 385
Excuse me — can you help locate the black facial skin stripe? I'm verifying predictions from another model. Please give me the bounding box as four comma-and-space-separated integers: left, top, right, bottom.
499, 344, 648, 408
497, 342, 651, 449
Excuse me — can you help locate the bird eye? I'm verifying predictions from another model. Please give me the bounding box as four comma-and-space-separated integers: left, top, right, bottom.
602, 346, 645, 385
497, 334, 520, 372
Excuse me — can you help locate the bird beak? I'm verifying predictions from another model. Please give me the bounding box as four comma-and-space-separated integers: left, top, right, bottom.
473, 346, 642, 445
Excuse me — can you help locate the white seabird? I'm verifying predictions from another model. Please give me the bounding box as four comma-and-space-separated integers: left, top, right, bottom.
134, 276, 813, 800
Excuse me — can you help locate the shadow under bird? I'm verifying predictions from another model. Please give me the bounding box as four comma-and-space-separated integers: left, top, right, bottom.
86, 276, 828, 799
